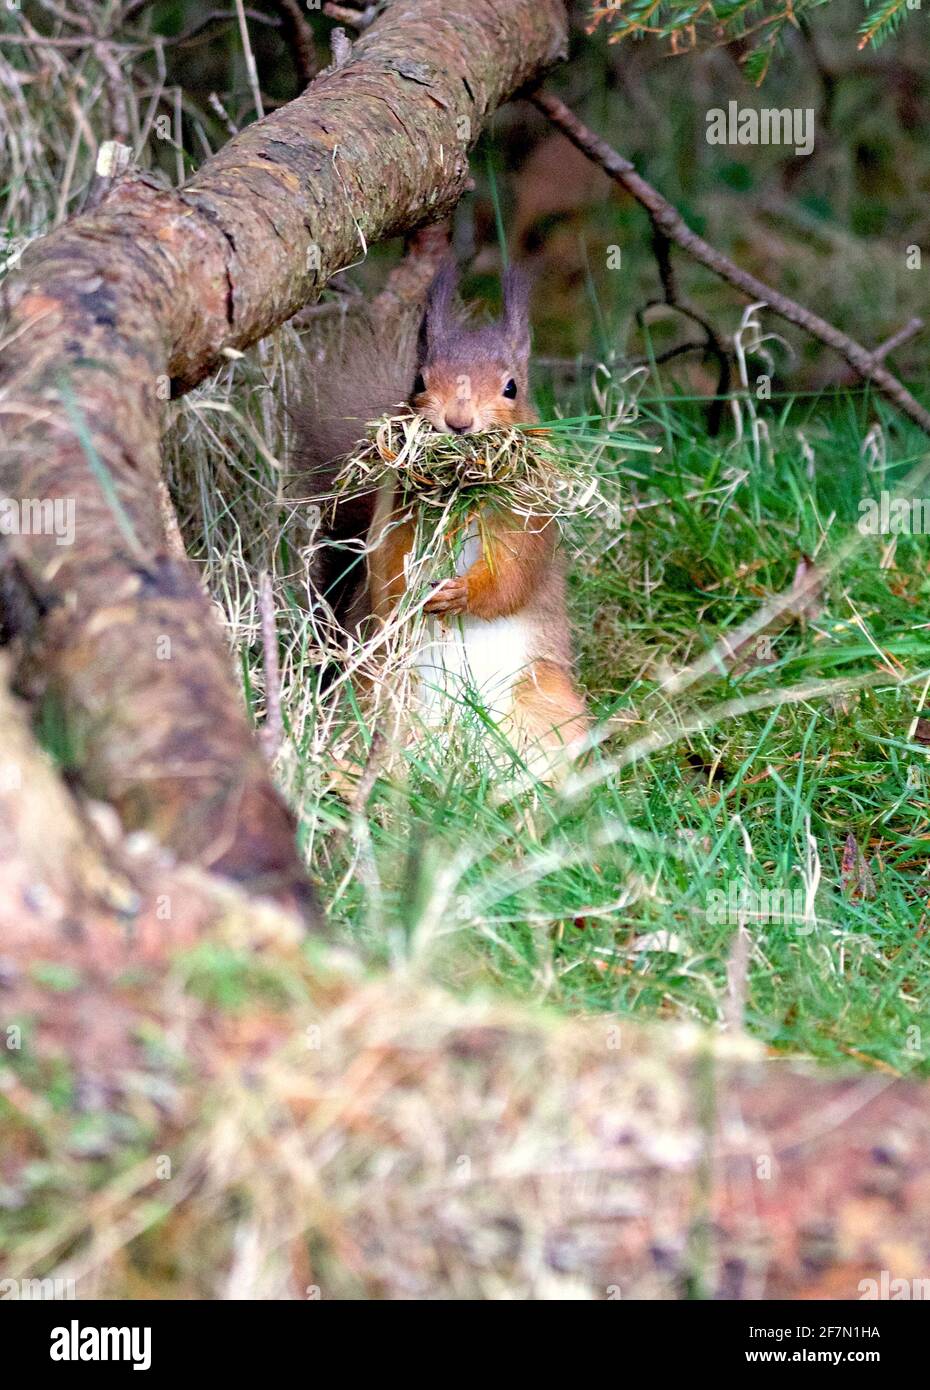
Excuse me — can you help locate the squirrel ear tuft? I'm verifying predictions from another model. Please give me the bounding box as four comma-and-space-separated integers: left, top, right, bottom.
502, 263, 532, 363
418, 258, 459, 361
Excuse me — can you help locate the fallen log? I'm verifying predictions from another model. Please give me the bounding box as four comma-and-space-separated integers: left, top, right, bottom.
0, 0, 568, 915
3, 911, 927, 1299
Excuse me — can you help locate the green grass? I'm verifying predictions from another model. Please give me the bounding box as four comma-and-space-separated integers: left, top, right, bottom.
296, 381, 930, 1079
5, 0, 921, 1084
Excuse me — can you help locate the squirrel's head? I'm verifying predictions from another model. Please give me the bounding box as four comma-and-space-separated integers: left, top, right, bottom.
412, 261, 532, 434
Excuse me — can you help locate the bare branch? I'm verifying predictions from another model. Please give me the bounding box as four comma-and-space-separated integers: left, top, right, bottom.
637, 228, 731, 435
324, 2, 383, 31
870, 316, 924, 367
268, 0, 319, 89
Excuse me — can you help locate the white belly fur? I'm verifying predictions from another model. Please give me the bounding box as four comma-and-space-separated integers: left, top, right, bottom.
411, 521, 532, 724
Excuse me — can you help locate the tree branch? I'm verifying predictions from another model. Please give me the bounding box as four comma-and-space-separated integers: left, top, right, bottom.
638, 228, 731, 435
268, 0, 319, 90
870, 316, 924, 367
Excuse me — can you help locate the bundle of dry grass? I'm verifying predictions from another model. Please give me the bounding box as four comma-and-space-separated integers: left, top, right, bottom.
332, 409, 602, 526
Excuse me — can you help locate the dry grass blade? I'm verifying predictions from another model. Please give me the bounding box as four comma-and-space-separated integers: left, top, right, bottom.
331, 408, 602, 525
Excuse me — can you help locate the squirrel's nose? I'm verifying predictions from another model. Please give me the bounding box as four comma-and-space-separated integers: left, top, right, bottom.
444, 414, 474, 434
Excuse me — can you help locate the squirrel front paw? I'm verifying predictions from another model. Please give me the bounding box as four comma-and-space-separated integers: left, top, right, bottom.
424, 576, 468, 618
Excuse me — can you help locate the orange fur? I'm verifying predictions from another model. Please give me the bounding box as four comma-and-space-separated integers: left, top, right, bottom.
413, 366, 526, 434
511, 659, 590, 778
513, 660, 589, 742
367, 482, 416, 620
424, 509, 553, 619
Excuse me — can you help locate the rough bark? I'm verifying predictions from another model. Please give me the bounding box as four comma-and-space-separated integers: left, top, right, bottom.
0, 651, 302, 961
0, 0, 569, 912
0, 655, 125, 928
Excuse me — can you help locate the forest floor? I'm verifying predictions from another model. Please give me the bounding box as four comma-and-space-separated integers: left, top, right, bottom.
170, 336, 930, 1084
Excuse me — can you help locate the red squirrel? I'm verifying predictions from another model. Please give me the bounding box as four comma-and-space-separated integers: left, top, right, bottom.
294, 262, 588, 775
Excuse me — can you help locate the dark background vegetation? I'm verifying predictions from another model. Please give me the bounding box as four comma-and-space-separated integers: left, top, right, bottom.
4, 0, 929, 391
6, 0, 928, 386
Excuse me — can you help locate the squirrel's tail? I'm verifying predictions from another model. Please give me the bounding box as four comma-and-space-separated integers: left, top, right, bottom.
290, 309, 418, 628
292, 310, 419, 476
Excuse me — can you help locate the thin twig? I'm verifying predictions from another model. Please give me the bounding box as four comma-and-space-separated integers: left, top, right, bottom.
323, 2, 382, 31
259, 571, 284, 759
638, 228, 731, 435
83, 139, 132, 212
208, 91, 239, 137
173, 85, 185, 186
0, 34, 105, 47
329, 27, 353, 69
870, 316, 924, 366
234, 0, 265, 120
530, 90, 930, 437
267, 0, 318, 89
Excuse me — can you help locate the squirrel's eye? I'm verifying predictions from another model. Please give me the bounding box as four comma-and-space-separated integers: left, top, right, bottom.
502, 378, 517, 399
412, 372, 426, 396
